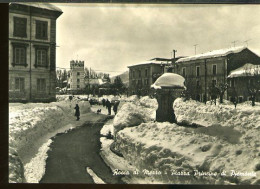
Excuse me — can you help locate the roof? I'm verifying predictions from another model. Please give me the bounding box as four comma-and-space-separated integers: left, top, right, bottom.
128, 59, 170, 68
13, 3, 62, 13
88, 78, 104, 85
176, 46, 247, 63
228, 63, 260, 78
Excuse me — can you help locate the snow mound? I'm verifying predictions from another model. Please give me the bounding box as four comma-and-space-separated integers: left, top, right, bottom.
113, 102, 155, 135
127, 95, 139, 102
115, 121, 260, 184
113, 96, 260, 184
9, 101, 91, 183
139, 96, 158, 109
151, 73, 185, 89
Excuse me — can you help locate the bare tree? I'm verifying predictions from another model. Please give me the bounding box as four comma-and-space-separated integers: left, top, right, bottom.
245, 65, 260, 106
217, 83, 228, 104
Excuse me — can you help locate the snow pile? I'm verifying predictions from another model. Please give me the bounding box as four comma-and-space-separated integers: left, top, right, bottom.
127, 95, 139, 102
86, 167, 105, 184
174, 98, 260, 129
24, 139, 52, 183
139, 96, 158, 109
151, 73, 185, 89
113, 102, 155, 135
9, 100, 91, 183
115, 121, 260, 184
113, 96, 260, 184
100, 123, 114, 136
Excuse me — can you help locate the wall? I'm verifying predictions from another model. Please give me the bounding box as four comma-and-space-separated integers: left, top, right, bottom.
9, 4, 60, 102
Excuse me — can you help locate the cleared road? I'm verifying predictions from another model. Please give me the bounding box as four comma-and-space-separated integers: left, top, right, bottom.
40, 112, 124, 184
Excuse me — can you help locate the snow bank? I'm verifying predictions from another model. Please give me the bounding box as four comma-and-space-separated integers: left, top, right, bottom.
115, 121, 260, 184
9, 98, 91, 183
113, 96, 260, 184
139, 96, 158, 109
113, 102, 155, 136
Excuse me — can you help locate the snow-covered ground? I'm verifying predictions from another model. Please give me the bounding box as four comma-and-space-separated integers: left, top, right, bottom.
9, 95, 91, 183
9, 94, 260, 185
9, 94, 133, 183
111, 96, 260, 184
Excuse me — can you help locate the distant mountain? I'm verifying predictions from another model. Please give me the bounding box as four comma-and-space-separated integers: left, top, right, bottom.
111, 71, 129, 86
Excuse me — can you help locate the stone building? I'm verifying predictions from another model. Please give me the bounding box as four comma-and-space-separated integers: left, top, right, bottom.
9, 3, 62, 102
128, 57, 184, 95
128, 58, 171, 95
175, 46, 260, 102
227, 63, 260, 102
68, 60, 85, 91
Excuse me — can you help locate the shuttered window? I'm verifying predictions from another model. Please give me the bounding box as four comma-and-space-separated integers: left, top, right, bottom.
36, 20, 48, 39
13, 17, 27, 37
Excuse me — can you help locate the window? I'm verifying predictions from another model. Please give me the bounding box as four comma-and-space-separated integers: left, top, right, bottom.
13, 17, 27, 37
145, 79, 149, 85
145, 69, 148, 77
182, 67, 186, 77
36, 20, 48, 39
15, 78, 25, 92
77, 85, 80, 89
230, 79, 235, 87
212, 79, 217, 87
213, 65, 217, 75
196, 80, 200, 88
196, 66, 200, 77
34, 45, 48, 67
36, 49, 47, 66
12, 43, 28, 67
77, 79, 80, 83
37, 79, 46, 92
77, 72, 80, 76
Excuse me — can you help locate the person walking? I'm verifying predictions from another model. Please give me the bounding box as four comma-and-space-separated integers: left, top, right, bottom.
74, 104, 80, 121
102, 98, 106, 107
106, 99, 111, 115
113, 101, 120, 115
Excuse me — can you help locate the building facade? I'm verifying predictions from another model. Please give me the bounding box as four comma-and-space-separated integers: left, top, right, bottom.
128, 58, 171, 95
9, 3, 62, 102
68, 60, 85, 90
227, 63, 260, 102
175, 46, 260, 102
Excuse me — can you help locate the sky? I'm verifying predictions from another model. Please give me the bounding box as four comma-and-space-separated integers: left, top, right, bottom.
54, 4, 260, 76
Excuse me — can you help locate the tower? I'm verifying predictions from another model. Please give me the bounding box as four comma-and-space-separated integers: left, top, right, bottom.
69, 60, 85, 90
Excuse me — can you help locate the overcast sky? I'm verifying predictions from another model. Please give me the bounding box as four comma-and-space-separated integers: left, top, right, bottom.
54, 4, 260, 76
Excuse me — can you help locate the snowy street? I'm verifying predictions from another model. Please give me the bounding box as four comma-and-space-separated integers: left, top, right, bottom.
40, 112, 124, 184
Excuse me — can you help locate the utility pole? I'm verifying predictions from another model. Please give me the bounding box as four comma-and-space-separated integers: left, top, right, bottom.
172, 49, 177, 73
194, 44, 198, 55
244, 39, 251, 47
173, 49, 177, 59
231, 40, 238, 47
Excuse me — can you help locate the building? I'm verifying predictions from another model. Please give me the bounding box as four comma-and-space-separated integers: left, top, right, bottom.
68, 60, 85, 91
9, 3, 62, 102
175, 46, 260, 102
227, 63, 260, 102
128, 58, 172, 95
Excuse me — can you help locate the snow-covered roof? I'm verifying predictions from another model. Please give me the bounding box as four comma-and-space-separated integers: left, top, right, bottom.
13, 3, 62, 13
228, 63, 260, 78
128, 59, 170, 68
88, 78, 104, 85
151, 73, 186, 89
176, 46, 247, 63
